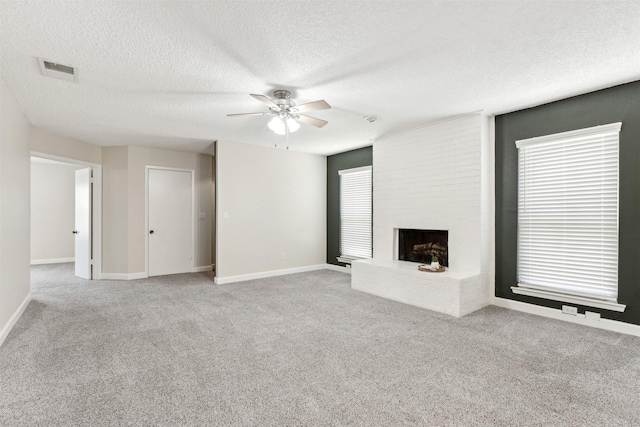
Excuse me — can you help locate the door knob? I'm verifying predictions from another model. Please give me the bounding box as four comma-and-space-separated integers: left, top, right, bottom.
72, 230, 78, 234
149, 230, 154, 234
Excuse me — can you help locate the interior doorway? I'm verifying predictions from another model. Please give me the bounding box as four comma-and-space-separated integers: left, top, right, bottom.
30, 153, 102, 280
147, 167, 195, 277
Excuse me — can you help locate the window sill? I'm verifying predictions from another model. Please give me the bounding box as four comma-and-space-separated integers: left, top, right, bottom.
511, 286, 626, 312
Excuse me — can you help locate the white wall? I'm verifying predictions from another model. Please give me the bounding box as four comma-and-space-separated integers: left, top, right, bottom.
216, 141, 326, 280
102, 146, 128, 274
101, 145, 213, 276
31, 127, 102, 165
30, 161, 82, 263
373, 114, 484, 275
0, 79, 31, 344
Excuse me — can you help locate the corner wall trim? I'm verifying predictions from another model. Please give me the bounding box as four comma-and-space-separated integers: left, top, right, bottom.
0, 292, 32, 347
30, 257, 74, 265
101, 272, 148, 281
492, 297, 640, 337
214, 264, 341, 284
192, 265, 213, 273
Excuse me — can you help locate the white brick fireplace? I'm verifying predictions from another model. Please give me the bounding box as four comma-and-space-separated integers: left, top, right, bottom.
352, 113, 490, 317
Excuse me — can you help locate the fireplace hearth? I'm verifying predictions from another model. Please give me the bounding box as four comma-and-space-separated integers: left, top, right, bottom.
398, 229, 448, 267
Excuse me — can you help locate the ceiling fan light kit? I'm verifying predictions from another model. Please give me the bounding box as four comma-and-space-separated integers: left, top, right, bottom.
228, 90, 330, 135
268, 116, 287, 135
286, 117, 300, 132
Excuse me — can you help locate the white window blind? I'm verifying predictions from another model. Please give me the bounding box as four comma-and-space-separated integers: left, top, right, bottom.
514, 122, 622, 310
339, 166, 372, 260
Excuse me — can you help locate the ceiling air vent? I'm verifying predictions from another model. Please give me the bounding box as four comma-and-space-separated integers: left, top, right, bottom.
38, 58, 78, 82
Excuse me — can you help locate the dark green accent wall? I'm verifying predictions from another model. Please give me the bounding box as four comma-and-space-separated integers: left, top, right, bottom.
495, 80, 640, 325
327, 146, 373, 266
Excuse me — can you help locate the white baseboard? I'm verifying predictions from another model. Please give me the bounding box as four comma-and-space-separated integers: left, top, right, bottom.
492, 297, 640, 337
103, 267, 212, 280
0, 292, 31, 347
214, 264, 340, 284
324, 263, 351, 274
30, 257, 74, 265
101, 272, 148, 281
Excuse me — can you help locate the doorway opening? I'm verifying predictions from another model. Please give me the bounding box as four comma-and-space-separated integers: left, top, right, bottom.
30, 153, 102, 280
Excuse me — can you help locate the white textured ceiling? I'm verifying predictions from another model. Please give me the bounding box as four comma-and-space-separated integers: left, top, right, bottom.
2, 1, 639, 155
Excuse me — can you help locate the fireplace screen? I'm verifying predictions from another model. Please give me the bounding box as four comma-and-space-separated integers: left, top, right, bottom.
398, 229, 448, 266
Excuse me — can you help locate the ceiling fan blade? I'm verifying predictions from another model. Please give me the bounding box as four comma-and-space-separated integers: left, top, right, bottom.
227, 112, 270, 117
294, 100, 331, 113
296, 114, 328, 128
250, 94, 279, 109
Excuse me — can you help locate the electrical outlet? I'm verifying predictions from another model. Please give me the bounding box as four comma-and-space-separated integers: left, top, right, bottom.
280, 252, 286, 260
562, 305, 578, 316
585, 311, 601, 321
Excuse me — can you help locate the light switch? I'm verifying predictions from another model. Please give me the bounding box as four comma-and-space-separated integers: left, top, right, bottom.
223, 211, 229, 220
198, 212, 206, 220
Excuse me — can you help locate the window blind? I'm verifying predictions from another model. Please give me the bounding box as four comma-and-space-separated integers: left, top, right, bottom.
339, 166, 372, 260
515, 122, 621, 304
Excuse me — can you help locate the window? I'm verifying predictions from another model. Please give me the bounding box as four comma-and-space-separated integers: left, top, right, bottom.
512, 122, 625, 312
338, 166, 372, 262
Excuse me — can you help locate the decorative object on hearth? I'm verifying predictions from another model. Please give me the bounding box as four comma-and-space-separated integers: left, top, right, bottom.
430, 255, 440, 270
418, 264, 446, 273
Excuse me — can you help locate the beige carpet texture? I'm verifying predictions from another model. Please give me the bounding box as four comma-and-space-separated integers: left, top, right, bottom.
1, 263, 640, 426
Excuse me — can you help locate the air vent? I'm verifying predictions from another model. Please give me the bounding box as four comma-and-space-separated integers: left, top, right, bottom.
43, 61, 74, 74
38, 58, 78, 82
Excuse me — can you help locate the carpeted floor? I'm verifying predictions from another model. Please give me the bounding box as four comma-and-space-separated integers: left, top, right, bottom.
1, 263, 640, 426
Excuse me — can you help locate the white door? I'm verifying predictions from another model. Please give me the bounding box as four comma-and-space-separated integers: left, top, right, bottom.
148, 168, 193, 276
75, 168, 92, 279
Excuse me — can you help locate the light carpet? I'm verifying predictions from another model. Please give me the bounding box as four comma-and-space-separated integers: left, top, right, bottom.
1, 263, 639, 426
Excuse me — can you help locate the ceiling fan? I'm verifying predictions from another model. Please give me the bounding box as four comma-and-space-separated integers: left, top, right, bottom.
228, 90, 331, 135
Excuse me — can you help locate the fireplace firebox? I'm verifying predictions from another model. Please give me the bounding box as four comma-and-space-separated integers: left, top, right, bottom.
398, 229, 448, 267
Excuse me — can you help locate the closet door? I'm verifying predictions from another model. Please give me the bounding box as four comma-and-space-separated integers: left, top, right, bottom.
148, 168, 193, 277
